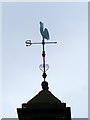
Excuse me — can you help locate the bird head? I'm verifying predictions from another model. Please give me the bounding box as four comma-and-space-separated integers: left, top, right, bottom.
40, 21, 44, 29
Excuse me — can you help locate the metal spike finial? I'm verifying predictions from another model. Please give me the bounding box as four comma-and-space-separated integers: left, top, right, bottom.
25, 22, 57, 89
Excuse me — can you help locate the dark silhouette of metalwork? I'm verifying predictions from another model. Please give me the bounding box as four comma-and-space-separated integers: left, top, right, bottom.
25, 21, 57, 82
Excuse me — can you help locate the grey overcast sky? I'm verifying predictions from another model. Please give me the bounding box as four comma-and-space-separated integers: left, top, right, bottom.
2, 2, 88, 118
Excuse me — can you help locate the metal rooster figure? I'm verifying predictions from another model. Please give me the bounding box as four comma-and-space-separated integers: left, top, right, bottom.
40, 21, 49, 40
25, 21, 57, 82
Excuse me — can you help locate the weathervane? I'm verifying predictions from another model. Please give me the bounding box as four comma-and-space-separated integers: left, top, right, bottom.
25, 21, 57, 88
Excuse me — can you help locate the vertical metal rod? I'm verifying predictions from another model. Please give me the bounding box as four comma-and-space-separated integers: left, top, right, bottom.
42, 37, 46, 81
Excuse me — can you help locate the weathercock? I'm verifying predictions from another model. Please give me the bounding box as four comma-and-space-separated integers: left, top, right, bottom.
40, 21, 50, 40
